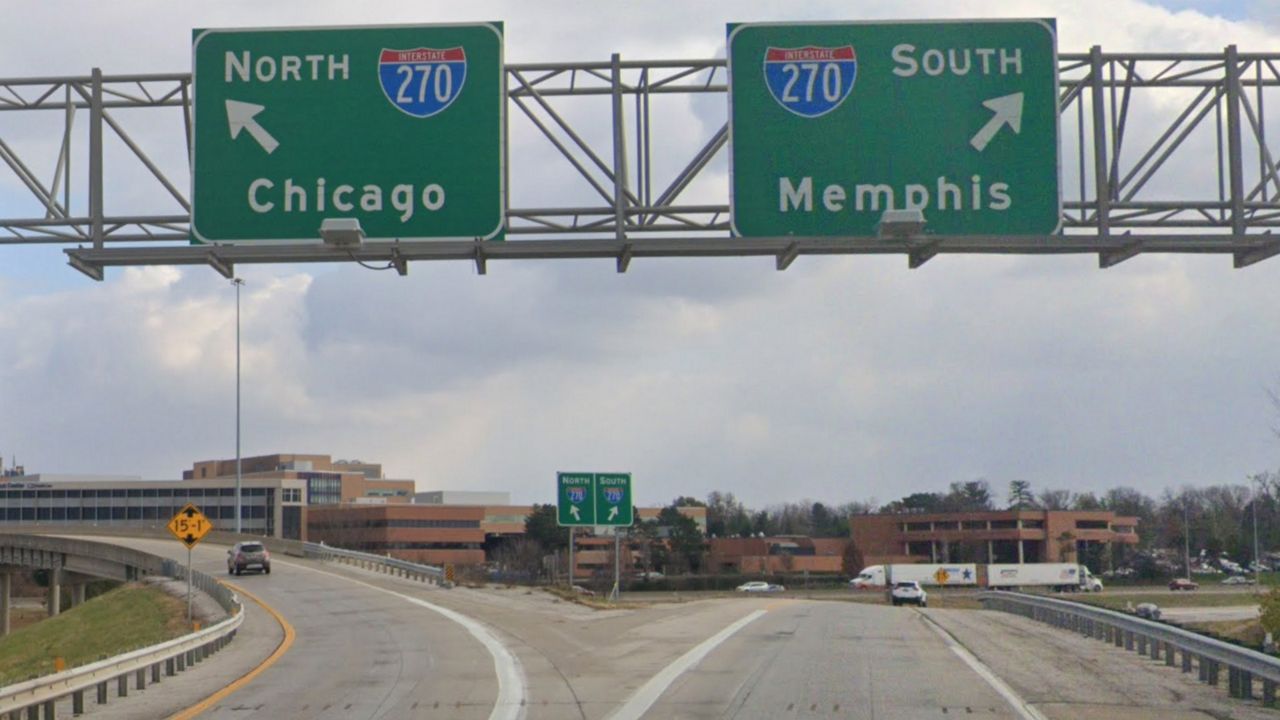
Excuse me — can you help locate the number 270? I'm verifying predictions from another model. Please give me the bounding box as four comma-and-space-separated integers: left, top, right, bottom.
779, 62, 843, 103
394, 64, 454, 104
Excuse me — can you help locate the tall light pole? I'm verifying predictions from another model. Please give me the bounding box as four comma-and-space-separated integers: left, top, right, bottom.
1183, 493, 1191, 581
232, 278, 244, 534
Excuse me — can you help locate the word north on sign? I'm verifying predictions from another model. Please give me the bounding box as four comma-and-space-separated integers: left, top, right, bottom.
729, 20, 1060, 238
192, 23, 504, 244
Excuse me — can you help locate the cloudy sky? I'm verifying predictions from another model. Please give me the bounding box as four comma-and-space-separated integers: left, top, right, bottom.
2, 1, 1279, 510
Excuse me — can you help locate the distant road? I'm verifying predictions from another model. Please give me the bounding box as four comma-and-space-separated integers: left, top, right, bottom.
1103, 584, 1261, 596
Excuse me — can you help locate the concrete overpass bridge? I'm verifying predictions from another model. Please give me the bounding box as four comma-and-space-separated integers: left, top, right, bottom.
0, 532, 168, 633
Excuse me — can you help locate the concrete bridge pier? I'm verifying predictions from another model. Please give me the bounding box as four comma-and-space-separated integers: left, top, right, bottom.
62, 571, 94, 609
47, 568, 62, 617
0, 567, 12, 635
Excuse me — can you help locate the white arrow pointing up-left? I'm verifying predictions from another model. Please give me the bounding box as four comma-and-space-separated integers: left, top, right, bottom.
226, 99, 279, 154
970, 92, 1024, 152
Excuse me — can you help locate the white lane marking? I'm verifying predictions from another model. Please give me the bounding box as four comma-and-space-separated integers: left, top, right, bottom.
920, 612, 1048, 720
605, 609, 767, 720
278, 560, 527, 720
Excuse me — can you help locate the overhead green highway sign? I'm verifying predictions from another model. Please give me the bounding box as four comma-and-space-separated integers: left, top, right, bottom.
191, 23, 505, 244
728, 20, 1060, 238
557, 472, 633, 527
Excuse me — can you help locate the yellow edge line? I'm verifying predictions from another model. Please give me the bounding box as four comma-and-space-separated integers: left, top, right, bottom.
167, 580, 296, 720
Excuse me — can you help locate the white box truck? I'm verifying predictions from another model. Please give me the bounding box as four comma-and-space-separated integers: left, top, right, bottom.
982, 563, 1103, 592
851, 563, 979, 588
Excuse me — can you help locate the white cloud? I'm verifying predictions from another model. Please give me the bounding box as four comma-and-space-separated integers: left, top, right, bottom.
1, 0, 1279, 511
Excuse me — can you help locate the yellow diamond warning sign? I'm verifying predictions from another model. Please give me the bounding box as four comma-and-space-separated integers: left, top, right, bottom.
934, 568, 951, 585
167, 504, 213, 549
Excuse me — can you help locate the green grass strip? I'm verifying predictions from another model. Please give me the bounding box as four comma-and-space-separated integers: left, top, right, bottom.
0, 583, 189, 686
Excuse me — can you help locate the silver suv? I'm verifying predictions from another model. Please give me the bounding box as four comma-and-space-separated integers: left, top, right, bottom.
227, 541, 271, 576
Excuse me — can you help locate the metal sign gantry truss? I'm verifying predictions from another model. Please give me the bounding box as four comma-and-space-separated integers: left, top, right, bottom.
1, 47, 1279, 279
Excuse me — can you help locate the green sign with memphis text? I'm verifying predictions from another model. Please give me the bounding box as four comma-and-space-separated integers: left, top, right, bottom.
728, 20, 1060, 238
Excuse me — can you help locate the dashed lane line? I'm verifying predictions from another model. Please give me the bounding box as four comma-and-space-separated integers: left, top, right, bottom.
918, 610, 1049, 720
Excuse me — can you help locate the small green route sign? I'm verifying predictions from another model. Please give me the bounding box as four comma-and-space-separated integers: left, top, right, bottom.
557, 472, 595, 526
728, 20, 1060, 238
594, 473, 634, 526
557, 472, 633, 527
191, 23, 504, 244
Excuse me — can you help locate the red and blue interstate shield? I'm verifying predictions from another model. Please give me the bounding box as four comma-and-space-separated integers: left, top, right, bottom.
763, 45, 857, 118
379, 47, 467, 118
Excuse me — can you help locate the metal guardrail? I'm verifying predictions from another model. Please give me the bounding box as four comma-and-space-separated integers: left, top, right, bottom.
0, 539, 244, 719
979, 591, 1279, 707
302, 542, 448, 586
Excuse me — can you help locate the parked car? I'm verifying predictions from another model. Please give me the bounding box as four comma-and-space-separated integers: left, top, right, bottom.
736, 581, 784, 593
227, 541, 271, 576
890, 581, 928, 607
1221, 575, 1256, 585
1168, 578, 1199, 591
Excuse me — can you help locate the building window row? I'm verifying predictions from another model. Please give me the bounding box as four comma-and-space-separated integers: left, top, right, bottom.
0, 487, 275, 500
314, 518, 481, 529
357, 542, 482, 550
3, 505, 270, 521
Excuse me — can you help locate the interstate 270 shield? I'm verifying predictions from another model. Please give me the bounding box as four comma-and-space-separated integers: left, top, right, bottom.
379, 47, 468, 118
763, 45, 857, 118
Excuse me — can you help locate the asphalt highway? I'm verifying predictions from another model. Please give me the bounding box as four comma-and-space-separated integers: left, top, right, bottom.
60, 537, 1280, 719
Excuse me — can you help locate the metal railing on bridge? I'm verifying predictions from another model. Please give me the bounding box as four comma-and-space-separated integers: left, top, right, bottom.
302, 541, 448, 586
980, 590, 1280, 708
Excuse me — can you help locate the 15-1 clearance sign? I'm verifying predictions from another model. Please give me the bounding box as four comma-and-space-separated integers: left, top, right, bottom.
728, 20, 1060, 238
191, 23, 505, 244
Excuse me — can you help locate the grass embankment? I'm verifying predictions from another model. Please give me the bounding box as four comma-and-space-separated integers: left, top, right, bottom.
1071, 590, 1263, 611
0, 583, 189, 686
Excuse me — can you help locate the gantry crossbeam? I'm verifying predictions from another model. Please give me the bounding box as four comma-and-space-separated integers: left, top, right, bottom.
0, 47, 1278, 277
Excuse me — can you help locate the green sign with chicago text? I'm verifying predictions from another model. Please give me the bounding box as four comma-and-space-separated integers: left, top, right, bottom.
557, 472, 633, 527
191, 23, 505, 244
728, 20, 1060, 238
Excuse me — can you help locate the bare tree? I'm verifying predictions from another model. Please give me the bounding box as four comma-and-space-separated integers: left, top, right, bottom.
1038, 489, 1074, 510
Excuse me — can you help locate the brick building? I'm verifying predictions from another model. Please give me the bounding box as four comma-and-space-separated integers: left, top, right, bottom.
305, 498, 709, 570
184, 454, 415, 505
308, 504, 487, 566
707, 536, 847, 575
850, 509, 1139, 567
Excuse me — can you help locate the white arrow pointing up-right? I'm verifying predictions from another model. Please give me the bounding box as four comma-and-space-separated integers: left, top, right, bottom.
970, 92, 1024, 152
226, 99, 279, 154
